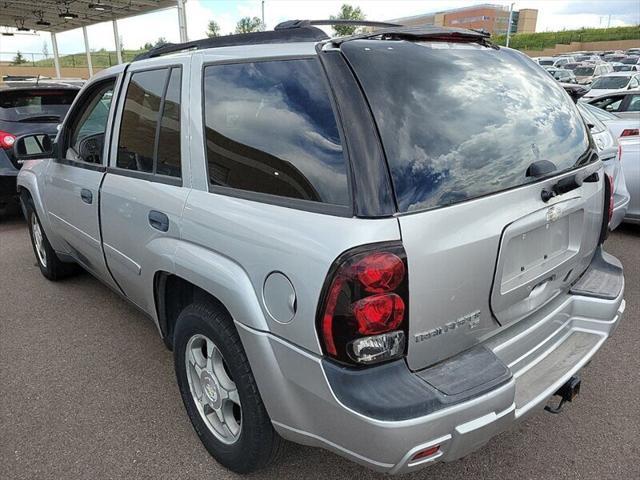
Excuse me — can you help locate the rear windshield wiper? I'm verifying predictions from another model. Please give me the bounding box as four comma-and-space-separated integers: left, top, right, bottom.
17, 115, 60, 123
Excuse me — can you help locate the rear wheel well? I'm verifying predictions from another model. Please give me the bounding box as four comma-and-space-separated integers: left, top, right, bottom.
154, 272, 230, 350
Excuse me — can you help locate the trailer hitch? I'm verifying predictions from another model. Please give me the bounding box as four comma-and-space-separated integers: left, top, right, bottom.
544, 376, 581, 414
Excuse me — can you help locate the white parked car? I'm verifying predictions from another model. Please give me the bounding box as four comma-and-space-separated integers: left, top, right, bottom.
582, 72, 640, 100
574, 63, 613, 85
619, 138, 640, 224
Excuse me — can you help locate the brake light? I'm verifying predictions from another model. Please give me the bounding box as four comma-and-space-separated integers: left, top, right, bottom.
0, 130, 16, 150
318, 244, 409, 365
620, 128, 639, 137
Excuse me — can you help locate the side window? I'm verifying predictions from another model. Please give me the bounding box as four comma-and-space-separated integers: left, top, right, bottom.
66, 82, 115, 164
202, 59, 349, 206
627, 95, 640, 112
156, 68, 182, 177
592, 95, 624, 112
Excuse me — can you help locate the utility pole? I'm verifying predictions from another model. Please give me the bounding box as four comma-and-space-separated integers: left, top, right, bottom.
261, 0, 265, 31
506, 2, 515, 47
607, 14, 611, 28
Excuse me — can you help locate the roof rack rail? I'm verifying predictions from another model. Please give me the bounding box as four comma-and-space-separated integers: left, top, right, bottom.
133, 25, 329, 61
275, 19, 402, 30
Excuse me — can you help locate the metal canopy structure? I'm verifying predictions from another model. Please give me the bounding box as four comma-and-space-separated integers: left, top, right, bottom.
0, 1, 178, 33
0, 1, 187, 79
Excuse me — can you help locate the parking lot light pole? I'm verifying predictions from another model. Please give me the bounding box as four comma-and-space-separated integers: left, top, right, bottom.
82, 26, 94, 78
506, 2, 515, 47
113, 20, 123, 64
176, 0, 188, 43
50, 32, 61, 79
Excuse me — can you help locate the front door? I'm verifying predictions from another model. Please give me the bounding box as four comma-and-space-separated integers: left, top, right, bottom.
44, 77, 119, 288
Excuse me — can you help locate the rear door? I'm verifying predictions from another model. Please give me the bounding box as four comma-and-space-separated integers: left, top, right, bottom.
43, 77, 120, 287
340, 40, 604, 370
101, 60, 190, 312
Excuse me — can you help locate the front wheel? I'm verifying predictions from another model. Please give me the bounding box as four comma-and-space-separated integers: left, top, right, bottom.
25, 196, 78, 281
174, 300, 284, 473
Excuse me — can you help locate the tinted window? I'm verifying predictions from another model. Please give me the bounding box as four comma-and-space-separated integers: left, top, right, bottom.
342, 41, 591, 212
203, 59, 348, 205
0, 89, 77, 122
591, 95, 625, 112
67, 82, 114, 164
156, 68, 182, 177
117, 69, 166, 172
591, 76, 630, 89
575, 66, 595, 76
627, 95, 640, 112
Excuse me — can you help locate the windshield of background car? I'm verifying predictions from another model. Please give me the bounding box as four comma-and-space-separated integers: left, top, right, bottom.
574, 67, 595, 76
621, 57, 639, 64
539, 59, 554, 65
341, 40, 591, 212
0, 89, 77, 121
591, 76, 630, 89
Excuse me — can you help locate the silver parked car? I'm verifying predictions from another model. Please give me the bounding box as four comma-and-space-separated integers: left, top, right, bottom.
14, 23, 625, 475
577, 102, 630, 229
619, 138, 640, 223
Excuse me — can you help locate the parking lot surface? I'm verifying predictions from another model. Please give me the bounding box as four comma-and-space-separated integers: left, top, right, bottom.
1, 215, 638, 480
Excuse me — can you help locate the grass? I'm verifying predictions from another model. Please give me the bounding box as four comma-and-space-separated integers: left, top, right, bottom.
492, 25, 640, 51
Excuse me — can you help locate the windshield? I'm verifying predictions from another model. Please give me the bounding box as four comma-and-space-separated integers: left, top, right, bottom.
0, 89, 77, 121
574, 67, 595, 76
591, 76, 630, 89
553, 70, 569, 80
621, 57, 639, 64
538, 59, 554, 65
583, 102, 619, 121
613, 65, 633, 72
341, 41, 591, 212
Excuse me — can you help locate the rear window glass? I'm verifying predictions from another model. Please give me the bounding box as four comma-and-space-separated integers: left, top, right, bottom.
203, 59, 349, 206
0, 89, 77, 121
574, 66, 595, 76
342, 41, 591, 212
591, 76, 629, 89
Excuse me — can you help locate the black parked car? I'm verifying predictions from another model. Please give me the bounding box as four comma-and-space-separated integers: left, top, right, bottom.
0, 84, 79, 215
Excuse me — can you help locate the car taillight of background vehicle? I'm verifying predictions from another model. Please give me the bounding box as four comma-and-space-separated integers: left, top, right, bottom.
0, 130, 16, 150
317, 244, 409, 366
606, 173, 615, 223
620, 128, 639, 137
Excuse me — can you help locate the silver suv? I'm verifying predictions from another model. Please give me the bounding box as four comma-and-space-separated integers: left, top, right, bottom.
14, 22, 625, 475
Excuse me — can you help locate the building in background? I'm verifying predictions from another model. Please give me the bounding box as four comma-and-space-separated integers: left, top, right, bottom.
390, 4, 538, 36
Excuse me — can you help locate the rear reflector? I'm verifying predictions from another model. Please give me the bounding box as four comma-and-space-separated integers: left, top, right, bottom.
620, 128, 639, 137
411, 445, 440, 462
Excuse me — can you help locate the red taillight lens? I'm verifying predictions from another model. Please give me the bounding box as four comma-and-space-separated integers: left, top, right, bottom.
620, 128, 639, 137
607, 174, 615, 223
354, 252, 405, 293
0, 130, 16, 150
411, 445, 440, 462
353, 293, 405, 335
318, 244, 409, 365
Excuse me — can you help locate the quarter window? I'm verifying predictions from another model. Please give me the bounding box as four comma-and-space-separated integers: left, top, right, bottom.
203, 59, 349, 206
117, 67, 182, 177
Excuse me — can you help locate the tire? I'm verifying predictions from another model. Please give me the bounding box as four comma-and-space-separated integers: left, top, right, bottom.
174, 300, 284, 473
24, 195, 78, 281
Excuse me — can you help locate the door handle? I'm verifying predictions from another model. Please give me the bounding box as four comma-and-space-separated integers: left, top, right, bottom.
80, 188, 93, 204
148, 210, 169, 232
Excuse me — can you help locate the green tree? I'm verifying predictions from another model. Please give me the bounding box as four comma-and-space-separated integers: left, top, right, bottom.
154, 37, 168, 47
235, 16, 263, 34
13, 51, 28, 65
330, 4, 365, 36
207, 20, 221, 38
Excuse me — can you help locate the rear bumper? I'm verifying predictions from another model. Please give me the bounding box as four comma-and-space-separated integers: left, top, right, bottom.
237, 249, 624, 474
610, 192, 630, 230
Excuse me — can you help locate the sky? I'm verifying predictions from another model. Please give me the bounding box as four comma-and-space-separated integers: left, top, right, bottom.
0, 0, 638, 58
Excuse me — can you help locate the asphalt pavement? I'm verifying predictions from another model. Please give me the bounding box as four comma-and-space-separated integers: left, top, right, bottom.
1, 214, 638, 480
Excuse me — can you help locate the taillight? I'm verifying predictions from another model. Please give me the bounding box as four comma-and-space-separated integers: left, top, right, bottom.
0, 130, 16, 150
607, 174, 615, 223
317, 244, 408, 365
620, 128, 639, 137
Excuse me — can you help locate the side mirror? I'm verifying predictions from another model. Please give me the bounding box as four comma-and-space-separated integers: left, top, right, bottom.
13, 133, 56, 161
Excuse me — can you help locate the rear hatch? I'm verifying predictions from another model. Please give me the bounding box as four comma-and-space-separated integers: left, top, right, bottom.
341, 39, 604, 370
0, 88, 77, 167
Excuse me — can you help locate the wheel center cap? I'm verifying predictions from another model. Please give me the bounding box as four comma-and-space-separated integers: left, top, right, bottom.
201, 373, 221, 407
